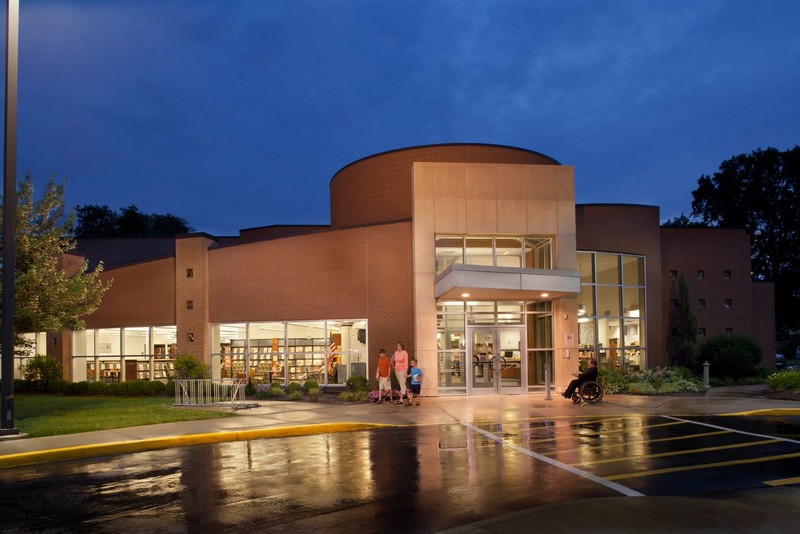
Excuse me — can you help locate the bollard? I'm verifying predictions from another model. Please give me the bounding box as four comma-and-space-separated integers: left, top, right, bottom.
545, 361, 552, 400
703, 361, 710, 388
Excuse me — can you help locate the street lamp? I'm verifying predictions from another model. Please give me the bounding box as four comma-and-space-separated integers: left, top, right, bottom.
1, 0, 20, 435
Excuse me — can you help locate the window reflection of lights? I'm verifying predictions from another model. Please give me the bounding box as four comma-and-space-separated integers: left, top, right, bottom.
578, 305, 586, 316
625, 309, 640, 317
578, 317, 591, 323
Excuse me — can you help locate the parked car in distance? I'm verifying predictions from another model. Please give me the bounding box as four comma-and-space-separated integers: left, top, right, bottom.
776, 354, 786, 368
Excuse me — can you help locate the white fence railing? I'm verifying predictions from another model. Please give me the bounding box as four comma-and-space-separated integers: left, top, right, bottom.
174, 379, 249, 408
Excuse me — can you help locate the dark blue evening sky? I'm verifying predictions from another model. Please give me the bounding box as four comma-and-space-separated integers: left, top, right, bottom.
7, 0, 800, 236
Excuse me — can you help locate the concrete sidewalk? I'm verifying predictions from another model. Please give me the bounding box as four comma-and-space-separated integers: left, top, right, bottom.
1, 385, 799, 533
1, 384, 799, 467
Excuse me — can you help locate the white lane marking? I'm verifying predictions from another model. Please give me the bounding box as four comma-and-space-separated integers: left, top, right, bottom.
660, 416, 800, 445
463, 422, 645, 497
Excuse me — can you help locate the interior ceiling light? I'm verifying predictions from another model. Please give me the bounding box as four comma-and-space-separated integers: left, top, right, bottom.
461, 293, 470, 298
540, 293, 549, 298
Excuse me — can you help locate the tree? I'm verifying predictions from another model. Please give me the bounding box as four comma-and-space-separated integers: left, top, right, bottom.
690, 146, 800, 334
75, 204, 192, 237
0, 177, 111, 347
672, 274, 699, 370
661, 213, 707, 228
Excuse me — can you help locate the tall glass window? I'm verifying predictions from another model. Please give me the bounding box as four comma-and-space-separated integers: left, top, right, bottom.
211, 319, 367, 386
577, 251, 647, 371
435, 235, 554, 275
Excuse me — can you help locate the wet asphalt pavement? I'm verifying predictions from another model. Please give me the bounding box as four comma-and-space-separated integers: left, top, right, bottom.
1, 386, 799, 533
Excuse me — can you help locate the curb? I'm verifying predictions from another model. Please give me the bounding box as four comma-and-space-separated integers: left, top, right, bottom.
0, 422, 397, 470
720, 408, 800, 417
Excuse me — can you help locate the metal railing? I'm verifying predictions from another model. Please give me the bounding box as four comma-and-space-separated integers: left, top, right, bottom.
174, 379, 249, 408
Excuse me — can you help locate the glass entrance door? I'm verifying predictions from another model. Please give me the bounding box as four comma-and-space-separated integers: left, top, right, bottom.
469, 327, 524, 394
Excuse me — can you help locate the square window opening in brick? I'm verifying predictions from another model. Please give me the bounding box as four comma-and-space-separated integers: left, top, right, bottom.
725, 328, 733, 336
698, 299, 705, 309
723, 270, 732, 279
187, 300, 194, 310
697, 270, 704, 279
187, 268, 193, 278
669, 270, 678, 279
724, 299, 732, 309
698, 328, 706, 337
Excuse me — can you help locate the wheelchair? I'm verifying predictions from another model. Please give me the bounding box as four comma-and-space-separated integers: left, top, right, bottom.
570, 380, 604, 404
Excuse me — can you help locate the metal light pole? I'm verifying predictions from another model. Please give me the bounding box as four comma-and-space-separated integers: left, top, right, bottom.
1, 0, 19, 434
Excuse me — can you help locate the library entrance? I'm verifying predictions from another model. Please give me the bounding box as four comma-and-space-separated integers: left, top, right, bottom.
468, 326, 524, 394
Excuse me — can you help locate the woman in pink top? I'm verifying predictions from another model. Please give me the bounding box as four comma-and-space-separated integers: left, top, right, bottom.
392, 341, 411, 405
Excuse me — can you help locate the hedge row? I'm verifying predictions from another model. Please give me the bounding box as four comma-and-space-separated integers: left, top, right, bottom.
14, 378, 174, 396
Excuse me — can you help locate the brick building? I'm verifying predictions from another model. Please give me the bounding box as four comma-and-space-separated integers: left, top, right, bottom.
21, 144, 775, 395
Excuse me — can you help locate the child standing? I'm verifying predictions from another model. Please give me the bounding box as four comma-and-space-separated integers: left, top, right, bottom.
409, 358, 423, 406
375, 349, 392, 403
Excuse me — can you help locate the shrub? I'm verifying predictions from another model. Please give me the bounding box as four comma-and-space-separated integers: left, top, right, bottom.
87, 381, 110, 395
627, 382, 657, 395
766, 370, 800, 392
144, 380, 166, 396
72, 381, 90, 395
245, 381, 256, 396
289, 390, 303, 401
165, 380, 176, 396
46, 378, 70, 394
306, 386, 321, 401
699, 334, 762, 379
172, 354, 211, 379
13, 379, 30, 393
22, 355, 64, 391
286, 381, 303, 394
346, 375, 369, 392
598, 366, 704, 395
126, 380, 146, 396
255, 383, 285, 399
339, 389, 368, 402
302, 379, 319, 392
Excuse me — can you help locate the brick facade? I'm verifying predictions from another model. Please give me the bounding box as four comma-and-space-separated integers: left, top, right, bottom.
53, 144, 774, 386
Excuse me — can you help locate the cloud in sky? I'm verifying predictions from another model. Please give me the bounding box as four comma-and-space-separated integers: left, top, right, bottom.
6, 0, 800, 235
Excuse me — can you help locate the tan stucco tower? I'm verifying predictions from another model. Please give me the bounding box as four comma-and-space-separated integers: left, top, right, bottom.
411, 161, 579, 395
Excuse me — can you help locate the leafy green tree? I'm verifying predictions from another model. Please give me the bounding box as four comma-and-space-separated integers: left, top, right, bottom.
172, 354, 210, 379
661, 213, 707, 227
21, 354, 63, 391
75, 204, 192, 237
699, 334, 762, 379
1, 177, 111, 347
690, 146, 800, 334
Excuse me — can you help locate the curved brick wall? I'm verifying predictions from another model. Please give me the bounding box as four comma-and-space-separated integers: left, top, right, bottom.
330, 143, 559, 229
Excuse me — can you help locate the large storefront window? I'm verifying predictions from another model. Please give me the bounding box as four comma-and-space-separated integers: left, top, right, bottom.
12, 332, 47, 379
435, 235, 553, 275
211, 319, 367, 386
578, 252, 646, 371
71, 326, 177, 382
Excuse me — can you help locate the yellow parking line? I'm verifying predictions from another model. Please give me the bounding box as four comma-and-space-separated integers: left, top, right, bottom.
606, 452, 800, 481
573, 439, 779, 466
523, 419, 687, 446
542, 430, 732, 456
763, 476, 800, 486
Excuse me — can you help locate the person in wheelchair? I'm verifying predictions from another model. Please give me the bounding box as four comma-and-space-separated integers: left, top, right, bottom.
562, 358, 598, 398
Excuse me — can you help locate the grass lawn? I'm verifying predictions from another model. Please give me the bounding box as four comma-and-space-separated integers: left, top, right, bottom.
14, 395, 238, 438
